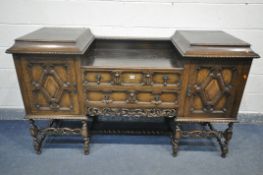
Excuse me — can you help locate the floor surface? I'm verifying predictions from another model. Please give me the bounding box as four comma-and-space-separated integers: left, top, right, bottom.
0, 120, 262, 175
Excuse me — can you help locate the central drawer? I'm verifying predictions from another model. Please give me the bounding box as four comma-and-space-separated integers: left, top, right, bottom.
85, 89, 179, 108
82, 69, 182, 87
82, 68, 182, 114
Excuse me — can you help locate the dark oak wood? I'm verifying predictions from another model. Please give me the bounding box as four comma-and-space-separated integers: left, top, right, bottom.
7, 27, 259, 157
172, 30, 260, 58
180, 59, 252, 120
6, 27, 94, 54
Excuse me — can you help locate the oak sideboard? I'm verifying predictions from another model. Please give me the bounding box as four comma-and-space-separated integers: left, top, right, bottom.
6, 28, 259, 157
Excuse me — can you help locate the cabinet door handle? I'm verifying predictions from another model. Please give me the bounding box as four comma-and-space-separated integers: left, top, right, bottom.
72, 82, 78, 94
177, 80, 182, 87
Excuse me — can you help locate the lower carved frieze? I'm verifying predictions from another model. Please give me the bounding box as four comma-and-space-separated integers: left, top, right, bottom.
87, 107, 177, 118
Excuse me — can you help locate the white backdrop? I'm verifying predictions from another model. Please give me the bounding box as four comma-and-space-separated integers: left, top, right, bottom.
0, 0, 262, 113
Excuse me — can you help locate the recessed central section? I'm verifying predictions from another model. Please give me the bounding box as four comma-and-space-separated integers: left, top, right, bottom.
81, 39, 183, 117
81, 39, 183, 69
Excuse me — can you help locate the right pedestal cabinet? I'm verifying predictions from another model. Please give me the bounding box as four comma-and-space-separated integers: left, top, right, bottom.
172, 31, 259, 157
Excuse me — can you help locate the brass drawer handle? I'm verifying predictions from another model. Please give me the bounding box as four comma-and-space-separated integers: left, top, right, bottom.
143, 72, 152, 86
102, 95, 112, 104
151, 94, 162, 105
163, 75, 168, 86
112, 72, 121, 85
126, 91, 137, 104
96, 74, 101, 85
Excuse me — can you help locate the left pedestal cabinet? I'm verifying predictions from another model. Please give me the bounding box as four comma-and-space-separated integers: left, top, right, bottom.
15, 57, 82, 115
6, 28, 95, 154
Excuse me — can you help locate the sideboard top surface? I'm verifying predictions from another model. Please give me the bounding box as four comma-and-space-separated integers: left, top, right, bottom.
6, 27, 95, 55
171, 30, 260, 58
6, 27, 260, 59
17, 27, 88, 42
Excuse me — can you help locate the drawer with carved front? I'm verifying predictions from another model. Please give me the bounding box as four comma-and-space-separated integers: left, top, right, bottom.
82, 69, 182, 88
85, 89, 179, 109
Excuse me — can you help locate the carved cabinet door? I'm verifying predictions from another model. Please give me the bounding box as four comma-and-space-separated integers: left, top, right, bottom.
16, 57, 83, 115
183, 61, 250, 120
